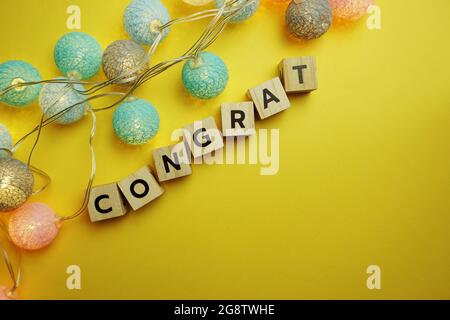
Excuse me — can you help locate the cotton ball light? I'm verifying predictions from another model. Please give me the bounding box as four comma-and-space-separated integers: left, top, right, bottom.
0, 124, 13, 158
0, 158, 34, 212
286, 0, 332, 40
39, 80, 89, 125
113, 98, 160, 145
182, 52, 229, 100
54, 32, 102, 80
102, 40, 148, 84
124, 0, 171, 46
214, 0, 260, 23
8, 203, 60, 251
329, 0, 374, 23
0, 60, 42, 108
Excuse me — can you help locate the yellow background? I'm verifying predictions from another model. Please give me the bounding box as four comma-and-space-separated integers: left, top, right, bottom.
1, 0, 450, 300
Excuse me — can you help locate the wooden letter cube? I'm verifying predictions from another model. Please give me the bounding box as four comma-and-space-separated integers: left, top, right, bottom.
247, 77, 290, 120
118, 166, 164, 211
279, 56, 318, 93
88, 183, 128, 223
183, 116, 224, 158
221, 102, 256, 137
153, 143, 192, 182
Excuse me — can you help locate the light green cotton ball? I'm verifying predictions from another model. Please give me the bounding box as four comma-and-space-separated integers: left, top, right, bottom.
39, 80, 89, 125
124, 0, 171, 46
54, 32, 102, 80
182, 52, 229, 100
113, 98, 160, 145
0, 60, 42, 108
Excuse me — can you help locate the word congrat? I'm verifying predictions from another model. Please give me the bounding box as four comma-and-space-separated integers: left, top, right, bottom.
87, 56, 318, 222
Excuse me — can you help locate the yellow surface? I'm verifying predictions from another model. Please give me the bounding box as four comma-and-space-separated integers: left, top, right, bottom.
1, 0, 450, 300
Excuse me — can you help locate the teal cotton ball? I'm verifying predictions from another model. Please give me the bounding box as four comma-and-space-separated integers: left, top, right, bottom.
39, 80, 89, 125
113, 98, 160, 145
214, 0, 260, 23
0, 124, 13, 158
124, 0, 171, 46
54, 32, 102, 80
182, 52, 229, 100
0, 60, 42, 108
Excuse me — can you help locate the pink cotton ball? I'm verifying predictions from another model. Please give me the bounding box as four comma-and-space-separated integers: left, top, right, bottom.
0, 286, 16, 300
8, 203, 60, 251
329, 0, 374, 22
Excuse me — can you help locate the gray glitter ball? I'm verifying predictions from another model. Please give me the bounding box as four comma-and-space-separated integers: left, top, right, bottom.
286, 0, 332, 40
0, 158, 34, 212
102, 40, 148, 84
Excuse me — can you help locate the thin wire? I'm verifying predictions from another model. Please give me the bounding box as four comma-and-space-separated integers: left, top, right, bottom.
30, 165, 52, 195
26, 82, 78, 166
0, 245, 20, 295
2, 0, 257, 221
0, 78, 99, 97
60, 107, 97, 221
0, 151, 50, 196
93, 0, 256, 108
0, 0, 255, 99
0, 220, 21, 296
135, 0, 254, 86
132, 4, 226, 85
8, 92, 125, 214
0, 148, 12, 157
12, 92, 127, 152
0, 0, 257, 298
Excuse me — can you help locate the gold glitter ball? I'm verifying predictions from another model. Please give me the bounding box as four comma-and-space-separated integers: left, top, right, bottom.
286, 0, 332, 40
0, 158, 34, 212
102, 40, 148, 85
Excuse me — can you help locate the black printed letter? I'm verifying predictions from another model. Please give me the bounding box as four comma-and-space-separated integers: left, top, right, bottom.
262, 89, 280, 109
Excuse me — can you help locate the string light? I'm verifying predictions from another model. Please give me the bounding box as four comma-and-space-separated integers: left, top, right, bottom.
112, 98, 160, 145
0, 157, 34, 212
124, 0, 172, 46
8, 203, 60, 251
0, 61, 42, 108
182, 51, 229, 99
286, 0, 332, 40
0, 2, 258, 259
0, 219, 20, 299
102, 40, 148, 84
0, 0, 361, 297
54, 32, 103, 80
39, 80, 90, 125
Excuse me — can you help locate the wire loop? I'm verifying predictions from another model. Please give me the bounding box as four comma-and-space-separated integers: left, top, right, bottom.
0, 0, 257, 293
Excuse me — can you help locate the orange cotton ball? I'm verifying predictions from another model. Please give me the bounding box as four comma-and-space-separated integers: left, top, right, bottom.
8, 203, 60, 251
329, 0, 374, 22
